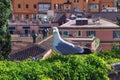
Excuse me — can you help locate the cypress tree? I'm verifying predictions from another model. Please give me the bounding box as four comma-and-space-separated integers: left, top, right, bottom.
0, 0, 12, 59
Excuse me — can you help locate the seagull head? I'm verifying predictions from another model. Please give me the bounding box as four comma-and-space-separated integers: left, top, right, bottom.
53, 27, 59, 33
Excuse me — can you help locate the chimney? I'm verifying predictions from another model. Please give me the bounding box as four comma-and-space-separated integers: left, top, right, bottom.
76, 13, 88, 25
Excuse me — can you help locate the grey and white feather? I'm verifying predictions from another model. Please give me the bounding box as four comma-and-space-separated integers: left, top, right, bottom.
52, 27, 84, 54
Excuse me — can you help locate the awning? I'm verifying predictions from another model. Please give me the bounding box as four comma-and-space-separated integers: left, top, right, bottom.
40, 26, 51, 29
8, 27, 15, 30
23, 27, 30, 29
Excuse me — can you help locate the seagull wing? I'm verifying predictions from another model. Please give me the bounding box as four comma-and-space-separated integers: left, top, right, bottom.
55, 41, 83, 54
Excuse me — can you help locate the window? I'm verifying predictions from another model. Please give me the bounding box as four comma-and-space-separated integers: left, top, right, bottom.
78, 31, 81, 37
54, 4, 59, 9
8, 26, 15, 30
54, 4, 62, 10
32, 14, 36, 19
18, 4, 21, 8
86, 31, 96, 37
34, 4, 37, 9
17, 14, 21, 20
89, 4, 99, 9
113, 31, 120, 38
117, 2, 120, 7
9, 13, 13, 20
66, 6, 69, 9
59, 31, 62, 35
104, 5, 109, 8
62, 30, 69, 37
26, 4, 29, 8
60, 4, 63, 9
39, 4, 51, 12
26, 14, 29, 19
8, 26, 15, 34
74, 0, 79, 3
74, 6, 79, 11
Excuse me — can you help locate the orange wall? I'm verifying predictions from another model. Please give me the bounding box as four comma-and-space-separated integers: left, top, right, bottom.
12, 0, 114, 13
12, 0, 114, 20
100, 0, 114, 10
51, 0, 90, 11
100, 0, 114, 3
13, 0, 38, 13
89, 0, 100, 4
12, 0, 52, 20
71, 0, 84, 10
13, 0, 51, 13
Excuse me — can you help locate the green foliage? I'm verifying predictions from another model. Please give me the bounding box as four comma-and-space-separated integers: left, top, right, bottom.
97, 49, 120, 64
0, 0, 12, 59
0, 48, 119, 80
0, 54, 109, 80
45, 54, 109, 80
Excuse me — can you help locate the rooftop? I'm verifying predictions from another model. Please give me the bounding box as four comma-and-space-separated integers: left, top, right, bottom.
92, 12, 120, 22
9, 35, 53, 61
10, 35, 95, 60
59, 18, 119, 29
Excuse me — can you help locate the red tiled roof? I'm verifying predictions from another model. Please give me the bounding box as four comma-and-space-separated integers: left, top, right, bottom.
9, 36, 53, 61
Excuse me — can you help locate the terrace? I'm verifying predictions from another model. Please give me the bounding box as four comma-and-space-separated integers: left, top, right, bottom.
59, 18, 119, 29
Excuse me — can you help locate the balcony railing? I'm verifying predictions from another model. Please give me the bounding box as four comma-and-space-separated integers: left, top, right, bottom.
8, 20, 53, 26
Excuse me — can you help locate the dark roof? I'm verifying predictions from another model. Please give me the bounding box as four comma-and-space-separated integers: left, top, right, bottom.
92, 12, 120, 22
54, 13, 64, 22
9, 36, 53, 61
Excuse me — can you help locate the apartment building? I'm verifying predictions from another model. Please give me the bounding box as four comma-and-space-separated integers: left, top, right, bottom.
58, 17, 120, 50
11, 0, 114, 20
12, 0, 51, 20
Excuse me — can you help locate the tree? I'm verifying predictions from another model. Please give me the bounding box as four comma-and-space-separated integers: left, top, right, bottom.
0, 0, 12, 59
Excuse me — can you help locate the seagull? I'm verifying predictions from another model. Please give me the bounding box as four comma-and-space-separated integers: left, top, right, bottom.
52, 27, 89, 55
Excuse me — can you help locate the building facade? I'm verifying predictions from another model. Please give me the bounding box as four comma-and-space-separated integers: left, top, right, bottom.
12, 0, 51, 20
58, 18, 120, 50
11, 0, 114, 21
